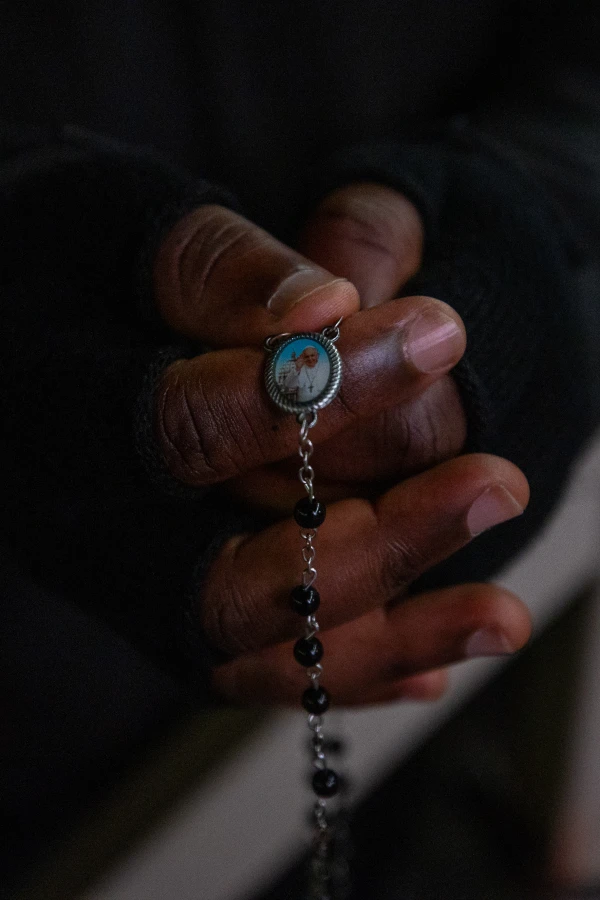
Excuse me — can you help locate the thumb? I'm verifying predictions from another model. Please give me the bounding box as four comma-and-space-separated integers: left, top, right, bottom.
154, 205, 359, 347
299, 182, 424, 308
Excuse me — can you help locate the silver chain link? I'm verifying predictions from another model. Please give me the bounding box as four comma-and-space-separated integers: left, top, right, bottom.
321, 316, 343, 343
296, 411, 337, 887
298, 410, 317, 500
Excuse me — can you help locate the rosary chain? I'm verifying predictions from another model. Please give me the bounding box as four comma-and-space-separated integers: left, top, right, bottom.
296, 409, 340, 898
299, 410, 317, 500
265, 321, 346, 899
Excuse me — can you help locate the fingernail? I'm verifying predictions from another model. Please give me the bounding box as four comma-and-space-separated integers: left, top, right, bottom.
464, 628, 516, 658
267, 267, 347, 317
467, 485, 524, 537
405, 309, 465, 374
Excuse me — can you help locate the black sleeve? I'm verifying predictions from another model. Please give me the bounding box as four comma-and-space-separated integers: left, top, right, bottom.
1, 124, 246, 701
314, 2, 600, 588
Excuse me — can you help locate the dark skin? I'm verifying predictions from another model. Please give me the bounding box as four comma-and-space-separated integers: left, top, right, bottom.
153, 186, 531, 706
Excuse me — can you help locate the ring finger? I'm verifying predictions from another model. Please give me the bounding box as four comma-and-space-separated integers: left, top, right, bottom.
200, 453, 528, 655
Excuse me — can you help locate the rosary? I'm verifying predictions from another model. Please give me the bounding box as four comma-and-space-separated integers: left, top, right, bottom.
265, 319, 349, 899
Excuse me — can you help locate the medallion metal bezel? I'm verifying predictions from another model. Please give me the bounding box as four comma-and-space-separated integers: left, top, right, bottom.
265, 331, 342, 415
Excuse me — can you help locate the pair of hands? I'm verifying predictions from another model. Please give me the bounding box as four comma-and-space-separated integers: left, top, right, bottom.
152, 183, 531, 706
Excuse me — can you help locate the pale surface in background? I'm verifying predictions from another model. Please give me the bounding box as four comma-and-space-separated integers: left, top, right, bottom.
552, 579, 600, 888
84, 432, 600, 900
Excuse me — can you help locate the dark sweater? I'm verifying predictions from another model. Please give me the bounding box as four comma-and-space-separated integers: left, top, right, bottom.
1, 0, 599, 889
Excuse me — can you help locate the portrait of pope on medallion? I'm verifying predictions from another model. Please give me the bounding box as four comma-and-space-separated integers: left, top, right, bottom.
275, 339, 331, 404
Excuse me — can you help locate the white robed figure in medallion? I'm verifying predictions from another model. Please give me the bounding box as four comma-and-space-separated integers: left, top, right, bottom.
279, 345, 330, 403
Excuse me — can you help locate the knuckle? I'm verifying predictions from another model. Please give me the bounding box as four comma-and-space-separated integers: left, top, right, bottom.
316, 205, 400, 266
222, 388, 272, 469
200, 538, 266, 655
156, 357, 273, 486
317, 184, 423, 263
155, 362, 225, 485
397, 378, 467, 470
155, 206, 240, 331
156, 205, 275, 336
182, 209, 283, 301
179, 212, 252, 302
378, 531, 429, 593
202, 584, 255, 655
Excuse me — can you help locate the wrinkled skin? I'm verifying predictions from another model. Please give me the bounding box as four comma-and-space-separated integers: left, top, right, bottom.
152, 184, 531, 706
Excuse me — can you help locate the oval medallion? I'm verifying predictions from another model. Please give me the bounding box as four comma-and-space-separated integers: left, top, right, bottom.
265, 332, 342, 415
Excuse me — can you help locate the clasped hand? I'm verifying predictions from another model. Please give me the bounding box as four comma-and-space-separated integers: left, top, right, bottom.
152, 183, 531, 706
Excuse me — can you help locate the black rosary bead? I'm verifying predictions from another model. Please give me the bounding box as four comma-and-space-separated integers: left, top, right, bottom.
302, 685, 330, 714
312, 768, 339, 797
294, 497, 326, 528
290, 584, 321, 615
294, 636, 324, 666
